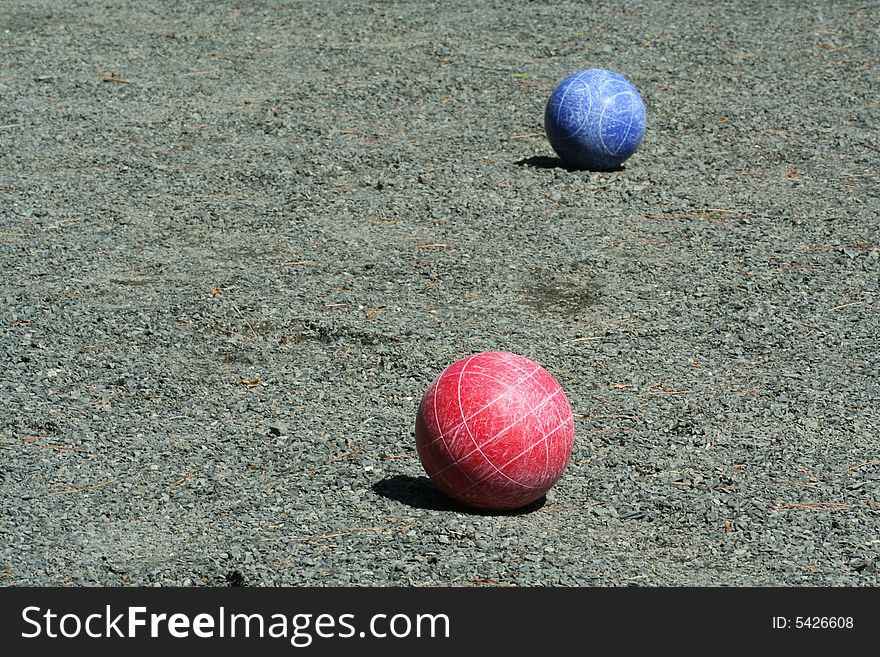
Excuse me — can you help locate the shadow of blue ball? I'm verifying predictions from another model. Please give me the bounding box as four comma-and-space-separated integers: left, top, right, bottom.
544, 69, 646, 171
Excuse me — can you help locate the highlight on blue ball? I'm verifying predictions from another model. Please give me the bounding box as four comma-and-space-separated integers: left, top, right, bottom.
544, 68, 646, 171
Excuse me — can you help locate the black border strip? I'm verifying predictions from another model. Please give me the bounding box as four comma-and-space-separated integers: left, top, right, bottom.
1, 587, 874, 655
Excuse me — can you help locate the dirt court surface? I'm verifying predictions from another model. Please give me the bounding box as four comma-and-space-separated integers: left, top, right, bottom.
1, 1, 878, 586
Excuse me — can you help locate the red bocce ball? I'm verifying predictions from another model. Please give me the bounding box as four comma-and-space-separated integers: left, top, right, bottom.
415, 352, 575, 511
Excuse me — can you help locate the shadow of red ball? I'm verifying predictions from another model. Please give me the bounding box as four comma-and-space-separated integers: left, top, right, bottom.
414, 351, 575, 511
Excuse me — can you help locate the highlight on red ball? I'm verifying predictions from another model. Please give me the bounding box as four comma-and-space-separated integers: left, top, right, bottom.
414, 351, 575, 511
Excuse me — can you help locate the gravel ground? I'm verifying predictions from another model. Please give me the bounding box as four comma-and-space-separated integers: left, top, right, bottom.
1, 0, 878, 587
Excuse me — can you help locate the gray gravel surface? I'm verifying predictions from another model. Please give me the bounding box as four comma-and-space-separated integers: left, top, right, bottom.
1, 0, 878, 587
